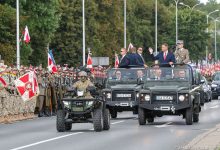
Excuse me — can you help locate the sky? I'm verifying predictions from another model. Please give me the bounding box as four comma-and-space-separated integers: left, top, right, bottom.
200, 0, 220, 4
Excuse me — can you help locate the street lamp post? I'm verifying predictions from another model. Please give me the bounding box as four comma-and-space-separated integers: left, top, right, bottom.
16, 0, 20, 69
82, 0, 85, 66
214, 17, 220, 61
179, 2, 202, 12
206, 10, 219, 63
155, 0, 157, 54
124, 0, 126, 49
174, 0, 180, 44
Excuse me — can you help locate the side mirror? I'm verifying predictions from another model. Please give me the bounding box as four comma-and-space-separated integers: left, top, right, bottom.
200, 80, 205, 84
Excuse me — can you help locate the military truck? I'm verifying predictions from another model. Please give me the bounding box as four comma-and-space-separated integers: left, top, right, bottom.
102, 68, 145, 118
56, 87, 110, 132
138, 64, 201, 125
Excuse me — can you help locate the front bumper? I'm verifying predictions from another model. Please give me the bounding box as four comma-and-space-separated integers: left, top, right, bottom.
106, 101, 138, 108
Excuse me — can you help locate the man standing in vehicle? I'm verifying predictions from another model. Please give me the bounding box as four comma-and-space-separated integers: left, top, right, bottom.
149, 43, 176, 66
174, 40, 190, 64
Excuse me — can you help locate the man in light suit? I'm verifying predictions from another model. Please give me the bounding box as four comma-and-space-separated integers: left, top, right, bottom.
174, 40, 190, 64
149, 43, 176, 66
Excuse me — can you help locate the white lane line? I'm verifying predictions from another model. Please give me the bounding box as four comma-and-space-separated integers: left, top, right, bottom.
154, 122, 173, 128
10, 132, 83, 150
111, 121, 124, 125
210, 105, 219, 109
10, 120, 125, 150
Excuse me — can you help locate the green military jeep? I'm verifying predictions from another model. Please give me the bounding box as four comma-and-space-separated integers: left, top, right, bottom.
102, 68, 145, 118
138, 64, 201, 125
56, 87, 110, 132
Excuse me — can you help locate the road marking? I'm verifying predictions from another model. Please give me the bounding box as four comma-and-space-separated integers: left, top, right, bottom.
111, 121, 124, 125
210, 105, 219, 109
154, 122, 173, 128
10, 120, 125, 150
10, 132, 83, 150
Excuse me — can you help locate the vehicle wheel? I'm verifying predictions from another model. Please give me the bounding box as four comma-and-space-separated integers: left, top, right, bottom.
185, 107, 193, 125
147, 117, 154, 123
65, 123, 72, 131
110, 110, 117, 119
138, 107, 146, 125
193, 114, 199, 123
103, 108, 110, 130
56, 110, 66, 132
93, 108, 103, 132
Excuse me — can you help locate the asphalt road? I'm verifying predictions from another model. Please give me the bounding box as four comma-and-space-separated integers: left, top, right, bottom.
1, 100, 220, 150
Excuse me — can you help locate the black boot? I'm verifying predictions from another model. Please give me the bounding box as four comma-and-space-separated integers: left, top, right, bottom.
34, 107, 39, 115
38, 110, 45, 117
44, 107, 51, 117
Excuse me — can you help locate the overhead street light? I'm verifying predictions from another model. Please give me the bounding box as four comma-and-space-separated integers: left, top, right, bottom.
174, 0, 180, 44
214, 17, 220, 61
179, 2, 202, 11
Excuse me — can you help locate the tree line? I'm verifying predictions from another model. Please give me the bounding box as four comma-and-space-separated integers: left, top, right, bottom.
0, 0, 219, 67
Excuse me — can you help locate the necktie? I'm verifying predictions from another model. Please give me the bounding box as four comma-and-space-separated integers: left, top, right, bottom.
164, 52, 167, 60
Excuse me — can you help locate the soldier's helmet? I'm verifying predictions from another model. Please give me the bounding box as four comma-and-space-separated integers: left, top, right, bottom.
78, 71, 87, 77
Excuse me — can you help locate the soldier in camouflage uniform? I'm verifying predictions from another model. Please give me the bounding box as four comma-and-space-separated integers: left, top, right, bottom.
174, 40, 190, 64
72, 71, 94, 99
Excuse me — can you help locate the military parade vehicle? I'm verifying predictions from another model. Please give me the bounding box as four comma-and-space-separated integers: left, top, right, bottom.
138, 64, 201, 125
56, 71, 110, 132
102, 68, 145, 118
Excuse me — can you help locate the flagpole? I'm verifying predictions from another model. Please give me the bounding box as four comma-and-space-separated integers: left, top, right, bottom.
82, 0, 86, 66
16, 0, 20, 69
124, 0, 126, 49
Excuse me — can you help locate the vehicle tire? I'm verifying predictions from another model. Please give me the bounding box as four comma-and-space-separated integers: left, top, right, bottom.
65, 123, 72, 131
185, 107, 193, 125
138, 107, 146, 125
147, 117, 154, 123
193, 114, 199, 123
93, 108, 103, 132
56, 110, 66, 132
110, 110, 117, 119
103, 108, 110, 130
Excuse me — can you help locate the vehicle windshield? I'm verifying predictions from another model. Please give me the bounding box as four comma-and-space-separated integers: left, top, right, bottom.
107, 68, 145, 82
146, 66, 190, 82
213, 73, 220, 81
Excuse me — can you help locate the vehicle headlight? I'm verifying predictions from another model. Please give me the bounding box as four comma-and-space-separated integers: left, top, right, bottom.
87, 101, 94, 106
144, 95, 150, 101
106, 93, 111, 99
179, 95, 185, 102
63, 101, 70, 108
136, 93, 139, 98
211, 84, 218, 88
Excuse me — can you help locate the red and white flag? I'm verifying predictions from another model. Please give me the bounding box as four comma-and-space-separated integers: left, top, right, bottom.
48, 50, 57, 73
128, 43, 134, 52
115, 53, 119, 68
14, 71, 39, 101
23, 26, 30, 43
87, 53, 93, 69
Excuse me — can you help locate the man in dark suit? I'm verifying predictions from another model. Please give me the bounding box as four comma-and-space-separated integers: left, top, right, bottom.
119, 48, 130, 68
137, 47, 148, 68
149, 43, 176, 66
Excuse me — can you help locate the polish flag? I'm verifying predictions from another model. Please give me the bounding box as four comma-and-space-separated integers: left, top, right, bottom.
48, 50, 57, 73
128, 43, 134, 52
23, 26, 30, 43
87, 53, 93, 69
115, 53, 119, 68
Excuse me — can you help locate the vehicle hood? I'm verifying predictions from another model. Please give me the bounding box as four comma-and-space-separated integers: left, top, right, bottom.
110, 84, 141, 90
146, 86, 189, 92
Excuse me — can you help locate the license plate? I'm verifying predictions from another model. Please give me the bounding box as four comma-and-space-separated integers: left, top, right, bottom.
116, 94, 132, 98
156, 96, 173, 100
76, 102, 83, 107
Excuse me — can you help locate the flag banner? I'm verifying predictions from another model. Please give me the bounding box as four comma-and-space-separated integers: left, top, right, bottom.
87, 53, 93, 69
14, 71, 39, 102
128, 43, 134, 52
115, 53, 119, 68
23, 26, 30, 43
48, 50, 57, 73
